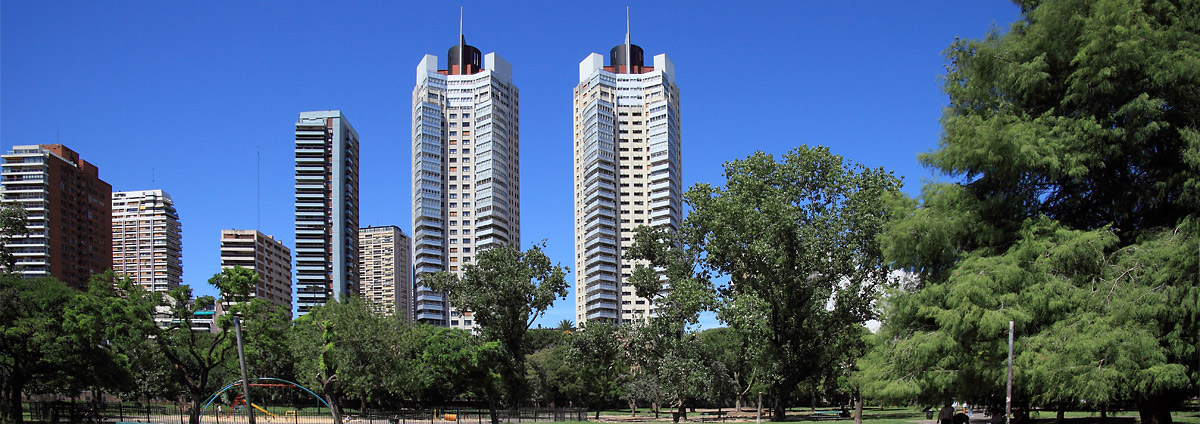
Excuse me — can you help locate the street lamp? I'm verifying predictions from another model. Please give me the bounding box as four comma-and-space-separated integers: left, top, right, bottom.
233, 314, 256, 424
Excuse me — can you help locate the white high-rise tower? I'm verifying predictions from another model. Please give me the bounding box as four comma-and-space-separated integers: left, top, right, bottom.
412, 33, 520, 331
112, 189, 182, 293
573, 27, 682, 326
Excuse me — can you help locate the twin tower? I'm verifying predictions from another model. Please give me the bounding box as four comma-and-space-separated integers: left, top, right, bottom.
410, 33, 682, 330
295, 33, 682, 329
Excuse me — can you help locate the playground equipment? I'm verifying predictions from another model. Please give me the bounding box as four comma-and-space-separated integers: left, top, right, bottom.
230, 393, 280, 419
199, 377, 333, 422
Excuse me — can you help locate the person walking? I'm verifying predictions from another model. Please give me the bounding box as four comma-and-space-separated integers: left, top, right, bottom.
939, 404, 956, 424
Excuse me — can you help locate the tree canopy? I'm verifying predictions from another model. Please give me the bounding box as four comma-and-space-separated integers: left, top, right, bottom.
424, 242, 569, 416
687, 146, 902, 421
873, 1, 1200, 423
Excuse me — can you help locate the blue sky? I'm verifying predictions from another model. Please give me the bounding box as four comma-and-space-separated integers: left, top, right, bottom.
1, 1, 1019, 328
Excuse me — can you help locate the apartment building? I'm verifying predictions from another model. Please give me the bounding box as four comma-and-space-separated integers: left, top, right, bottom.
295, 111, 360, 315
112, 190, 182, 293
412, 35, 520, 330
359, 225, 412, 319
0, 144, 112, 289
573, 34, 682, 325
220, 229, 292, 315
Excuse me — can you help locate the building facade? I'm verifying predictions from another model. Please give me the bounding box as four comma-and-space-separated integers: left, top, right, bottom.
220, 229, 292, 315
359, 225, 413, 319
112, 190, 182, 293
0, 144, 112, 289
295, 111, 360, 315
572, 37, 682, 325
412, 36, 520, 330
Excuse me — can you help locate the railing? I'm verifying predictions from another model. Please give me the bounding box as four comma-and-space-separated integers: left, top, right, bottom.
25, 402, 588, 424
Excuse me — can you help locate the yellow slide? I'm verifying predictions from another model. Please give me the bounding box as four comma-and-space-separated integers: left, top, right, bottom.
250, 403, 278, 419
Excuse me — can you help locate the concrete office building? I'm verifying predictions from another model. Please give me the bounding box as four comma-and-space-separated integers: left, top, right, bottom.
412, 34, 520, 331
0, 144, 112, 289
295, 111, 360, 315
572, 31, 682, 325
359, 225, 412, 319
112, 190, 182, 293
220, 229, 292, 315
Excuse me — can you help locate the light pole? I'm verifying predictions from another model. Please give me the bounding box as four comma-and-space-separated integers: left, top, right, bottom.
234, 315, 256, 424
1005, 321, 1014, 424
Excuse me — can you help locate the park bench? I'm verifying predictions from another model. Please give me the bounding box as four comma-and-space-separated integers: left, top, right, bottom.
700, 411, 728, 422
812, 410, 844, 418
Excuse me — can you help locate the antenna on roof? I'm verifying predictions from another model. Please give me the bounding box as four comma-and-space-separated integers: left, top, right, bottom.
625, 7, 632, 74
257, 145, 261, 229
459, 7, 465, 73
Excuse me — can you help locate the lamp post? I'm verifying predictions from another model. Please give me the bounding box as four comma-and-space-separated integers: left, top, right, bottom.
1005, 321, 1013, 424
234, 315, 256, 424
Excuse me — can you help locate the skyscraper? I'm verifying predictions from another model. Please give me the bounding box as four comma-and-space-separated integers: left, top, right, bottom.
359, 225, 412, 319
572, 31, 682, 325
220, 229, 292, 316
295, 111, 360, 315
0, 144, 112, 290
112, 190, 182, 293
412, 34, 520, 330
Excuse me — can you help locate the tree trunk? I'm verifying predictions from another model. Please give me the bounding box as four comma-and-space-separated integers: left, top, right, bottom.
771, 389, 787, 422
486, 395, 500, 424
1, 375, 26, 424
1056, 404, 1065, 424
1101, 407, 1107, 419
1136, 397, 1173, 424
324, 393, 343, 424
853, 393, 863, 424
188, 389, 204, 424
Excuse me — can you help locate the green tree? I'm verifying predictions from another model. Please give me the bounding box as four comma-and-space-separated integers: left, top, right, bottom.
569, 321, 625, 418
423, 242, 569, 413
0, 274, 151, 424
155, 289, 236, 424
623, 225, 720, 421
0, 205, 28, 273
685, 147, 901, 421
526, 343, 581, 407
130, 266, 280, 424
875, 1, 1200, 423
699, 327, 767, 412
293, 297, 420, 420
414, 326, 501, 411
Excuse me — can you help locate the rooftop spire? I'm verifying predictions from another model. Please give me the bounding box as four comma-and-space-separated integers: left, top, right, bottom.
459, 7, 464, 61
625, 7, 631, 74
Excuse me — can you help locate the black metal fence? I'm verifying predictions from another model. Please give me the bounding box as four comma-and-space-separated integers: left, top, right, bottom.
25, 402, 587, 424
